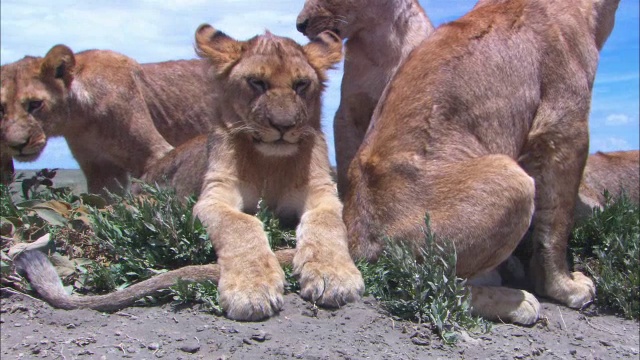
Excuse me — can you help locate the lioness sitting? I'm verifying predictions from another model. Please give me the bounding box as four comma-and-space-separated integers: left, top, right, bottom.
296, 0, 434, 197
15, 26, 364, 322
344, 0, 620, 325
0, 46, 219, 195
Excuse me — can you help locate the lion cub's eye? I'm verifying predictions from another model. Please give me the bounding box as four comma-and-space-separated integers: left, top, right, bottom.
293, 79, 311, 95
26, 100, 44, 113
247, 77, 268, 94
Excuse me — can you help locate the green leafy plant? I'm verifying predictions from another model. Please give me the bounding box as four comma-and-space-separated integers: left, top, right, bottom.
357, 216, 489, 344
570, 192, 639, 319
169, 279, 222, 314
87, 182, 214, 292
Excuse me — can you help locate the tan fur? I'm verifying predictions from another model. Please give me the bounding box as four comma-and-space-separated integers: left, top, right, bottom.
0, 46, 220, 195
297, 0, 434, 197
344, 0, 620, 325
17, 27, 364, 322
575, 150, 639, 221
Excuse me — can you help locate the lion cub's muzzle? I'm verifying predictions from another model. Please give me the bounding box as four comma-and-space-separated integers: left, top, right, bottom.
6, 132, 47, 161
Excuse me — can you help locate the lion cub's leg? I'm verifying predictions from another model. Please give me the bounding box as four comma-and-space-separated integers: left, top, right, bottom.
79, 160, 130, 195
293, 188, 365, 307
194, 181, 284, 321
522, 128, 595, 309
290, 143, 364, 307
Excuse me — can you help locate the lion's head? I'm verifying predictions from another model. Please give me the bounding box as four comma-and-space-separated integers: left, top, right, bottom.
1, 45, 77, 162
296, 0, 376, 39
195, 24, 342, 157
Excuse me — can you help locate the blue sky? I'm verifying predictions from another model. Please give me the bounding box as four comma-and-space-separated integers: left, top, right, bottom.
1, 0, 638, 170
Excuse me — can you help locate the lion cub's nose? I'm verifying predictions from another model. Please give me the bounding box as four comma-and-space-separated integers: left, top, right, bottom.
269, 118, 295, 134
296, 19, 309, 34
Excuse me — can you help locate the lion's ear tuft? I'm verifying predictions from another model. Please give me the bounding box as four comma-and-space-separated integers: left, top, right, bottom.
303, 30, 343, 72
40, 45, 76, 86
195, 24, 243, 75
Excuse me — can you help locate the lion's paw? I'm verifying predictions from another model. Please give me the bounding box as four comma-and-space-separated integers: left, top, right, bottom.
471, 286, 540, 325
218, 261, 285, 321
298, 261, 364, 308
548, 271, 595, 309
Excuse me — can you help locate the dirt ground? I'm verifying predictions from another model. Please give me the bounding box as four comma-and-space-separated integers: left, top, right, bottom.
3, 170, 638, 359
1, 289, 638, 360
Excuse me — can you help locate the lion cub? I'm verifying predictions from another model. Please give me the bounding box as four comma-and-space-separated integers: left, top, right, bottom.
296, 0, 435, 197
1, 45, 218, 195
15, 27, 364, 322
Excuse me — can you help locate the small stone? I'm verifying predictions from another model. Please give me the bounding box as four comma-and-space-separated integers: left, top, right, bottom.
250, 331, 271, 342
31, 347, 41, 354
301, 310, 316, 318
66, 323, 76, 329
148, 342, 160, 350
196, 326, 205, 332
179, 343, 200, 354
411, 337, 430, 346
600, 340, 613, 347
575, 334, 584, 341
570, 349, 577, 355
243, 338, 253, 345
14, 323, 22, 327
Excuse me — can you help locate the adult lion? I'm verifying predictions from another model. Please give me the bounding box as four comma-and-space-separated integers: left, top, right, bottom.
16, 26, 364, 322
0, 46, 219, 194
296, 0, 434, 197
344, 0, 620, 325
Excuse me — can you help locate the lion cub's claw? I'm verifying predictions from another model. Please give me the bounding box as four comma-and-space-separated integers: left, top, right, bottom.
298, 262, 364, 308
218, 261, 285, 321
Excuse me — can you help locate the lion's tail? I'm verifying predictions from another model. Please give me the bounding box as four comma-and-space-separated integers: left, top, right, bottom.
14, 249, 295, 312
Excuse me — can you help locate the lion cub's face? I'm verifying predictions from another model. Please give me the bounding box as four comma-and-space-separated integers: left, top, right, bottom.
296, 0, 367, 39
195, 25, 342, 157
1, 46, 75, 161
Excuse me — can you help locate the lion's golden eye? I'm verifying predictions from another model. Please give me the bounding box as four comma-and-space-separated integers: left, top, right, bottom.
293, 79, 311, 95
247, 77, 268, 94
26, 100, 44, 113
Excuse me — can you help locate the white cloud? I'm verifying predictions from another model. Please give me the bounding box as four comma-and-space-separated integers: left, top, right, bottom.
605, 113, 633, 126
591, 136, 633, 152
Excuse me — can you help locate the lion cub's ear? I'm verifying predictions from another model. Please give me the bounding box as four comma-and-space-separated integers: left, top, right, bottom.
40, 45, 76, 87
195, 24, 243, 75
303, 30, 343, 72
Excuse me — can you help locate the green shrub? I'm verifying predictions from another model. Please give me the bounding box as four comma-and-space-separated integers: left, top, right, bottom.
88, 182, 214, 292
570, 192, 639, 319
357, 216, 489, 344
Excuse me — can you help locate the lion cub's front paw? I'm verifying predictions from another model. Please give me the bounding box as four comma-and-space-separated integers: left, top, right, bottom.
218, 259, 285, 321
547, 271, 595, 309
298, 260, 364, 308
